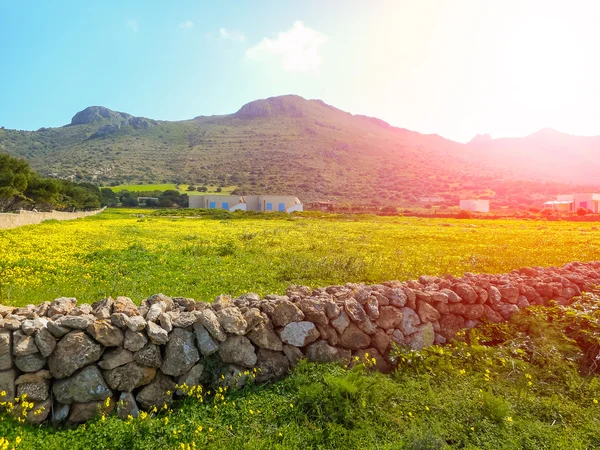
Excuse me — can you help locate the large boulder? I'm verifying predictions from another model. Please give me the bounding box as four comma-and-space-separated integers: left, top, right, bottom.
272, 301, 304, 327
34, 328, 56, 358
247, 322, 283, 351
134, 343, 162, 368
344, 298, 367, 323
306, 340, 351, 363
196, 309, 227, 342
296, 299, 329, 325
453, 283, 478, 304
146, 321, 168, 345
255, 348, 290, 382
15, 353, 46, 372
216, 307, 248, 335
407, 322, 435, 350
219, 336, 257, 368
280, 321, 320, 347
123, 329, 147, 352
87, 320, 124, 347
103, 362, 156, 392
136, 372, 176, 410
331, 311, 350, 334
53, 366, 112, 404
375, 306, 403, 329
161, 329, 200, 377
398, 307, 421, 335
48, 331, 103, 379
416, 301, 440, 322
98, 347, 133, 370
338, 323, 371, 350
12, 330, 39, 356
112, 296, 139, 317
193, 322, 220, 356
48, 297, 77, 316
0, 330, 12, 370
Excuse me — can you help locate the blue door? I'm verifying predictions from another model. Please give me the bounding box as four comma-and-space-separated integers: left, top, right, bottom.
209, 201, 216, 209
266, 202, 273, 211
222, 202, 229, 210
278, 203, 285, 212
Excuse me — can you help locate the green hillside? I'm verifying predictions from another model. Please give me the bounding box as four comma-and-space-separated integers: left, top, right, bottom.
1, 96, 597, 206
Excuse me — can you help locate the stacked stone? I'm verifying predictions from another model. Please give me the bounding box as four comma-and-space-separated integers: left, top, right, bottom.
0, 260, 598, 426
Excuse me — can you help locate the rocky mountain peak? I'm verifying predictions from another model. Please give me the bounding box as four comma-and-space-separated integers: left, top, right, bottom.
70, 106, 132, 126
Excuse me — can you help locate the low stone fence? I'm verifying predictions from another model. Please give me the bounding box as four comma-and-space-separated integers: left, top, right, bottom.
0, 207, 106, 230
0, 260, 599, 426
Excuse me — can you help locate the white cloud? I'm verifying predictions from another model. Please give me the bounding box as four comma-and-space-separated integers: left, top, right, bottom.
127, 19, 139, 33
219, 27, 246, 43
179, 20, 194, 29
245, 21, 328, 73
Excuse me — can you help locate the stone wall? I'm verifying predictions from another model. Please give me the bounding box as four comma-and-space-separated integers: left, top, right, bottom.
1, 260, 599, 426
0, 208, 106, 230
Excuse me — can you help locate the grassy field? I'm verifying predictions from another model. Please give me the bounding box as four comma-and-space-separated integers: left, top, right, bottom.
1, 209, 600, 448
106, 184, 237, 196
2, 209, 600, 306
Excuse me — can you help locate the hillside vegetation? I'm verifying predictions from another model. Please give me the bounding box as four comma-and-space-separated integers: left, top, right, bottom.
2, 96, 598, 207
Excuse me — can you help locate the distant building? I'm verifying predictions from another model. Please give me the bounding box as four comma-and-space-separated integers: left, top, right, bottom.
189, 195, 303, 213
137, 197, 158, 206
306, 201, 335, 211
459, 199, 489, 213
544, 193, 600, 212
419, 196, 444, 204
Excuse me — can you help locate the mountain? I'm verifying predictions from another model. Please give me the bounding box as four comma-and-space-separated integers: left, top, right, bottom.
0, 95, 598, 206
464, 128, 600, 185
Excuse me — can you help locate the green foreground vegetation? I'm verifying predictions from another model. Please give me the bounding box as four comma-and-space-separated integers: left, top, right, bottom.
1, 298, 600, 449
2, 209, 600, 448
2, 209, 600, 306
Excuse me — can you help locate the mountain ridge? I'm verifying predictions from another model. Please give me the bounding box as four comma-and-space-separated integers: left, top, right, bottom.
1, 95, 599, 206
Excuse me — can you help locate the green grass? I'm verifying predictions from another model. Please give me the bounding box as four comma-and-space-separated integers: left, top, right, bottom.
106, 184, 237, 196
2, 209, 600, 448
2, 302, 600, 449
2, 208, 600, 306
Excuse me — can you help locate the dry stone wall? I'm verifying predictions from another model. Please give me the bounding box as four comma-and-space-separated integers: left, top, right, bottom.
1, 260, 600, 426
0, 208, 105, 230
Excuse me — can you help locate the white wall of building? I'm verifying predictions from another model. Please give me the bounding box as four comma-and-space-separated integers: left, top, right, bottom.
459, 199, 489, 213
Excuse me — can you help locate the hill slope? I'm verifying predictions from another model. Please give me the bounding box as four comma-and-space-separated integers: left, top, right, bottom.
0, 95, 598, 205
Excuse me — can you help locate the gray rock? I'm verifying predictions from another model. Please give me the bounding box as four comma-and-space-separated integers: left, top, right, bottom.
113, 296, 139, 317
0, 330, 12, 370
87, 320, 124, 347
146, 302, 166, 323
16, 397, 52, 425
125, 315, 147, 332
280, 321, 320, 347
161, 328, 199, 377
48, 297, 77, 316
158, 312, 173, 333
147, 293, 175, 312
16, 379, 50, 401
134, 343, 162, 368
103, 362, 156, 392
306, 340, 352, 363
197, 309, 227, 342
242, 308, 264, 332
219, 335, 257, 367
47, 320, 70, 338
296, 299, 329, 326
136, 371, 176, 410
282, 344, 304, 367
331, 311, 350, 334
176, 364, 204, 396
338, 323, 371, 350
344, 298, 367, 323
21, 318, 46, 336
110, 312, 129, 329
375, 306, 403, 329
407, 322, 435, 350
171, 312, 196, 328
117, 392, 139, 419
193, 322, 219, 356
399, 307, 421, 335
53, 365, 112, 404
51, 401, 70, 426
15, 353, 46, 372
416, 301, 441, 322
247, 321, 283, 351
255, 348, 290, 382
0, 369, 16, 402
146, 321, 169, 345
56, 315, 94, 330
34, 328, 56, 357
272, 301, 304, 327
216, 307, 248, 335
98, 347, 133, 370
48, 331, 103, 379
124, 329, 147, 352
13, 330, 39, 356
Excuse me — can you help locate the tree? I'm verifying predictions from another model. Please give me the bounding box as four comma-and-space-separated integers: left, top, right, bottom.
25, 175, 60, 209
0, 153, 31, 212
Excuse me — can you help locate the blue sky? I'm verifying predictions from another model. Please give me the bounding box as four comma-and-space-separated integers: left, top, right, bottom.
2, 0, 600, 142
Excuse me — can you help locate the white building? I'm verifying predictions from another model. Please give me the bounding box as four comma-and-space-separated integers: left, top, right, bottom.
544, 193, 600, 212
459, 199, 489, 213
189, 195, 303, 213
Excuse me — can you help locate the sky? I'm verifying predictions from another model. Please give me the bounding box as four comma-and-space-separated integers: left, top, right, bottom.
1, 0, 600, 142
